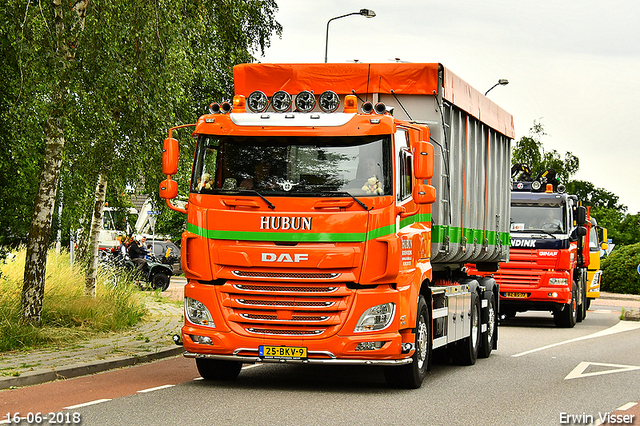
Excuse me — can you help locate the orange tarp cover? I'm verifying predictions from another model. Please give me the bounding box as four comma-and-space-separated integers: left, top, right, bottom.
233, 63, 514, 138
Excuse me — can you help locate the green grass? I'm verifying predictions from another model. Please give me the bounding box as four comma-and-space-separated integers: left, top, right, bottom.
0, 248, 147, 353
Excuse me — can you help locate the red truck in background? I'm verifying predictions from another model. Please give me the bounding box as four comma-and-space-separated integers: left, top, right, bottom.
469, 166, 594, 327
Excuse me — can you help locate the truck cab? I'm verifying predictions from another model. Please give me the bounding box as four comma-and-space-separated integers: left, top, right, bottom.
483, 180, 590, 327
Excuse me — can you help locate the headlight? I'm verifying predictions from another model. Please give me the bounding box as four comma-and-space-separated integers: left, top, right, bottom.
318, 90, 340, 113
294, 90, 316, 112
549, 278, 569, 286
247, 90, 269, 113
271, 90, 292, 112
354, 303, 395, 332
185, 297, 215, 327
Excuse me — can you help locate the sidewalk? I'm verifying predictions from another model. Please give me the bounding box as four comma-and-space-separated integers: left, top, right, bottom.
0, 277, 187, 390
0, 281, 638, 390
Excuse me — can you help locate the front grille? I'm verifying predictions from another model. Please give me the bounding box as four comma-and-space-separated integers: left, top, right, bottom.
240, 313, 329, 322
246, 328, 325, 336
493, 269, 544, 287
219, 281, 352, 339
234, 284, 338, 293
233, 270, 340, 279
237, 299, 334, 308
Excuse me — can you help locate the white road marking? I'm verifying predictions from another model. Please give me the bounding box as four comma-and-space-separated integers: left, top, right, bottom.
616, 402, 638, 411
64, 399, 112, 409
137, 384, 175, 393
512, 321, 640, 357
565, 361, 640, 380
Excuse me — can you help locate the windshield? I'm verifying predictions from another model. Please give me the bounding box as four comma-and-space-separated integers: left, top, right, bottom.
510, 204, 567, 234
191, 135, 393, 196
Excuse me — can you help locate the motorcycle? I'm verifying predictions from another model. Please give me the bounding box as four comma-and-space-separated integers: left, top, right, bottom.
99, 250, 173, 291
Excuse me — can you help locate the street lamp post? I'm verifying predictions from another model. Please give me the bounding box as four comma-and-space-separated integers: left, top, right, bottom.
485, 79, 509, 96
324, 9, 376, 63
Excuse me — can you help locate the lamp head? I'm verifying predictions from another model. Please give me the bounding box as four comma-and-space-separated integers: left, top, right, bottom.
360, 9, 376, 18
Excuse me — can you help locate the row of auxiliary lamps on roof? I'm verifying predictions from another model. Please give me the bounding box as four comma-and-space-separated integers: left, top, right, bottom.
208, 90, 392, 116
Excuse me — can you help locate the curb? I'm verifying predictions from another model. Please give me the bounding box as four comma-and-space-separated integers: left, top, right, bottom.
0, 346, 184, 390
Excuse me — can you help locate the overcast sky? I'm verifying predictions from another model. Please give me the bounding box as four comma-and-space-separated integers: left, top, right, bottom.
258, 0, 640, 214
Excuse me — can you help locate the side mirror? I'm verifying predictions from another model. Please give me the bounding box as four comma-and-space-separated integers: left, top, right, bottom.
163, 137, 179, 175
576, 225, 587, 237
575, 206, 587, 225
413, 141, 434, 180
159, 177, 178, 200
413, 184, 436, 205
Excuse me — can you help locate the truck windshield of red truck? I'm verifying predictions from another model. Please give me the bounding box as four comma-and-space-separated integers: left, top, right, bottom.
190, 135, 393, 197
510, 203, 567, 234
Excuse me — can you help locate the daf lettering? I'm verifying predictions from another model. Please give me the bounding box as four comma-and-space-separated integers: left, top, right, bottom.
262, 253, 309, 263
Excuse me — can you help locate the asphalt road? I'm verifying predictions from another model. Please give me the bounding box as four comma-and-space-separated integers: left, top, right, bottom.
3, 305, 639, 426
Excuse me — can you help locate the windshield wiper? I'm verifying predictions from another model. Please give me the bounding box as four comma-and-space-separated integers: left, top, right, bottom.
322, 191, 370, 211
526, 229, 558, 239
237, 189, 276, 210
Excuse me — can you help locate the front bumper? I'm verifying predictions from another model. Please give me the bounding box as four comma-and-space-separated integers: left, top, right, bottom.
183, 350, 412, 366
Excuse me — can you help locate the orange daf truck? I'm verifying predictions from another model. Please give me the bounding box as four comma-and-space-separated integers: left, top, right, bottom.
160, 63, 513, 388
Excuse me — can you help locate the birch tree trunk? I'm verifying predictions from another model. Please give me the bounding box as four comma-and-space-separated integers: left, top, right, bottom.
21, 118, 65, 324
20, 0, 88, 324
85, 173, 107, 297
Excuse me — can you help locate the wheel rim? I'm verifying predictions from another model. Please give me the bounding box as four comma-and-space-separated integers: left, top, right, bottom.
416, 314, 428, 369
487, 300, 495, 344
471, 304, 479, 349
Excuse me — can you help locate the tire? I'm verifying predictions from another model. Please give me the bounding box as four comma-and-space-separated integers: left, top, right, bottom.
152, 273, 170, 291
384, 295, 430, 389
453, 291, 480, 365
576, 272, 586, 323
195, 358, 243, 381
554, 286, 577, 328
479, 292, 497, 359
586, 298, 591, 310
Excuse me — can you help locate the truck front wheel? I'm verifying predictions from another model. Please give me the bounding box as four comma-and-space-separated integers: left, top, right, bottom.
384, 295, 430, 389
554, 286, 577, 328
196, 358, 242, 381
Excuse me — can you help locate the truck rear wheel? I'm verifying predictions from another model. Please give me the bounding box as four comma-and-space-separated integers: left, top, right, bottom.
196, 358, 242, 381
384, 295, 430, 389
453, 291, 480, 365
554, 286, 577, 328
479, 292, 496, 359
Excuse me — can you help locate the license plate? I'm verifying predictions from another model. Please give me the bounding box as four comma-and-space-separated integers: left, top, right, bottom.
505, 292, 528, 298
259, 345, 307, 359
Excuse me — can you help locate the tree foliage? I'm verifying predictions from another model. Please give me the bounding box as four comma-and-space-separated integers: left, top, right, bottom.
601, 242, 640, 295
1, 0, 282, 323
512, 120, 579, 184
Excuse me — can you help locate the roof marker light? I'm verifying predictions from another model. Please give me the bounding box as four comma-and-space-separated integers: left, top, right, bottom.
343, 95, 358, 113
233, 94, 246, 113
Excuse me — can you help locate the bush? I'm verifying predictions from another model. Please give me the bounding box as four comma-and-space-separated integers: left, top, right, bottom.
601, 242, 640, 295
0, 248, 147, 352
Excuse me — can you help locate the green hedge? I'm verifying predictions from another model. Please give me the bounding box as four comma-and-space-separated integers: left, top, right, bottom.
601, 242, 640, 295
